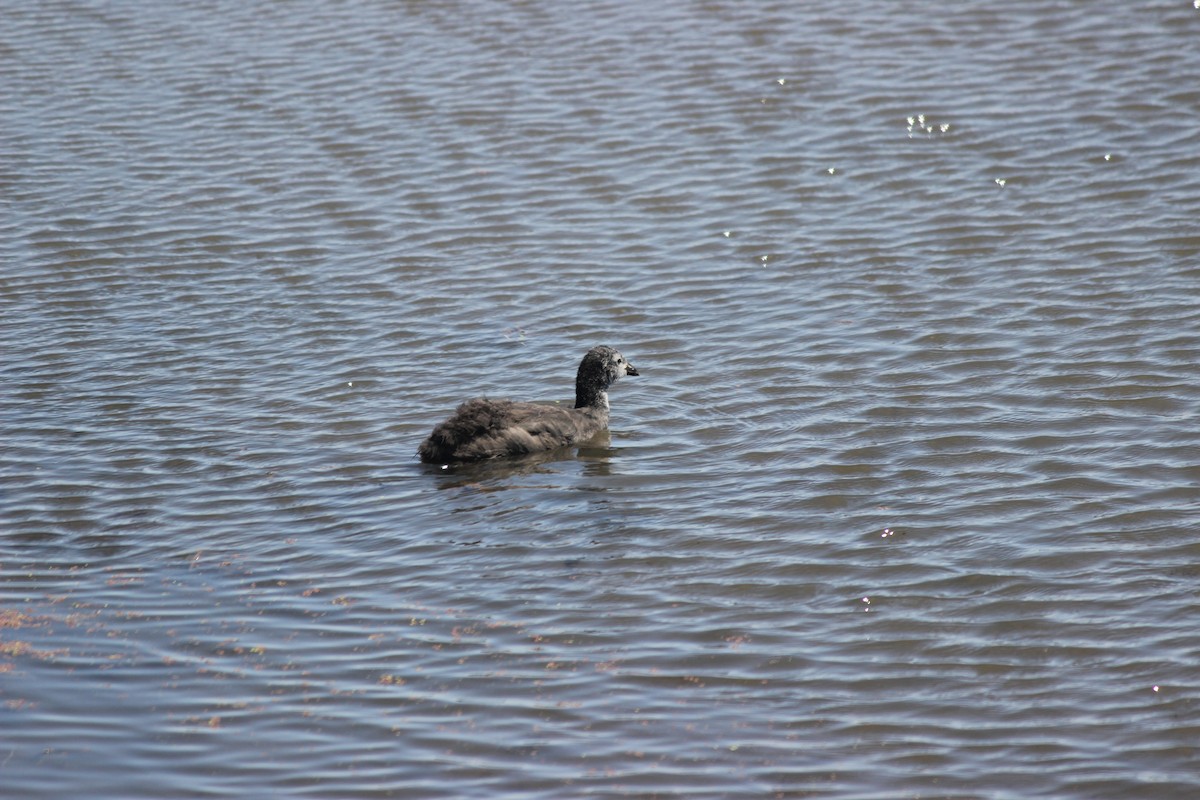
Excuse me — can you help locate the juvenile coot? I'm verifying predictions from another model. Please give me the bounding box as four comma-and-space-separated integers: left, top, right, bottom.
418, 345, 639, 463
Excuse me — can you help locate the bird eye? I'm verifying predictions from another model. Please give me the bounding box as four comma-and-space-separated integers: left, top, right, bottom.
617, 358, 623, 364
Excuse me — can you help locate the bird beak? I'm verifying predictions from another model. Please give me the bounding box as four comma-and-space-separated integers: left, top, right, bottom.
625, 362, 639, 376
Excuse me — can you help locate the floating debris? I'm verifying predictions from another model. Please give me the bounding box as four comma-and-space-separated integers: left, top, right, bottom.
906, 113, 951, 138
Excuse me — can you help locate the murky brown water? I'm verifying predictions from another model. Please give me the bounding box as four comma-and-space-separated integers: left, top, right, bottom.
3, 1, 1199, 797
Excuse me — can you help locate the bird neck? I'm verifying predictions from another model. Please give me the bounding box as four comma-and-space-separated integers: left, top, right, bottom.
575, 385, 609, 410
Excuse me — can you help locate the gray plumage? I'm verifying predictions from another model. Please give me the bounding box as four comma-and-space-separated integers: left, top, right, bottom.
418, 345, 639, 463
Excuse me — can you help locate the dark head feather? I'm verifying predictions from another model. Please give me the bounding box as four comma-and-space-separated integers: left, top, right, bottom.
575, 345, 638, 408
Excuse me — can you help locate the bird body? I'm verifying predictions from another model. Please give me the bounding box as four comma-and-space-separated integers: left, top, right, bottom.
418, 345, 638, 463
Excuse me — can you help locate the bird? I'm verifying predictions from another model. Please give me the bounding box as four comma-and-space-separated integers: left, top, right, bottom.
418, 345, 639, 463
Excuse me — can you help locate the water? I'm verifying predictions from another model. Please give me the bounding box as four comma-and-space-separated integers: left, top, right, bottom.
3, 1, 1199, 797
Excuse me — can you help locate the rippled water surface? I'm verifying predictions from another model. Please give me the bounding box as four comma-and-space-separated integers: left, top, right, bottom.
3, 1, 1200, 797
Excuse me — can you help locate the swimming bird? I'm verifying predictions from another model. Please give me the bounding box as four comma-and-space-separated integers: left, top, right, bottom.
418, 345, 639, 463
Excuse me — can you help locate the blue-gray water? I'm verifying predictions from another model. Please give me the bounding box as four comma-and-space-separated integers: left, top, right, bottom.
3, 1, 1199, 798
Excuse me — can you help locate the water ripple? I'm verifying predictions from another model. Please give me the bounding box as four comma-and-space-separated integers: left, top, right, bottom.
4, 1, 1200, 798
